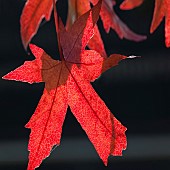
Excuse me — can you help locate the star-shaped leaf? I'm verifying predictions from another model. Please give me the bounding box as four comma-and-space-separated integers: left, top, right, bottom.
3, 1, 127, 169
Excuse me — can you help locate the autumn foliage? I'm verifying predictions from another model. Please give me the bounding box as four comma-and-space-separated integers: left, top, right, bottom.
121, 0, 170, 47
2, 0, 170, 170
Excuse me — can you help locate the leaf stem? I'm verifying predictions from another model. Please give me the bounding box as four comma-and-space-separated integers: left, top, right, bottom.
53, 0, 64, 61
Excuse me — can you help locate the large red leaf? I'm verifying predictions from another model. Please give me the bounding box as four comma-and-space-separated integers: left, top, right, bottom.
20, 0, 57, 49
150, 0, 170, 47
120, 0, 144, 10
3, 1, 127, 169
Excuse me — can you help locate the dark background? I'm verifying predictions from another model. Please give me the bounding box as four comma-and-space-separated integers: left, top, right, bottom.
0, 0, 170, 169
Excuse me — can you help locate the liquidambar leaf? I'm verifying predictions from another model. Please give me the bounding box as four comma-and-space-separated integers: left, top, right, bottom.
120, 0, 144, 10
20, 0, 57, 49
3, 1, 127, 169
150, 0, 170, 47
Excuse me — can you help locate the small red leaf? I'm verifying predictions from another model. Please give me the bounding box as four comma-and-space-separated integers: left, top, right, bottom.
150, 0, 170, 47
120, 0, 144, 10
20, 0, 57, 49
150, 0, 165, 34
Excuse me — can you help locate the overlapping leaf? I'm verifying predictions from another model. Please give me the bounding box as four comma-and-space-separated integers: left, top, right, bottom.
3, 2, 127, 169
66, 0, 107, 57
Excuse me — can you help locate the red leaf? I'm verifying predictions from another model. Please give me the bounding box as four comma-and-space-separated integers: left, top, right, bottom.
150, 0, 170, 47
90, 0, 146, 42
20, 0, 57, 49
3, 1, 127, 169
120, 0, 144, 10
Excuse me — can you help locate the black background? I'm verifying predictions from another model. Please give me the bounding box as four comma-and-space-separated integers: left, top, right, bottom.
0, 0, 170, 169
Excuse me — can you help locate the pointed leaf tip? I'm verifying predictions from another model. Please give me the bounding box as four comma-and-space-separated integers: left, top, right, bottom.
127, 55, 141, 58
91, 0, 102, 26
29, 44, 44, 59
